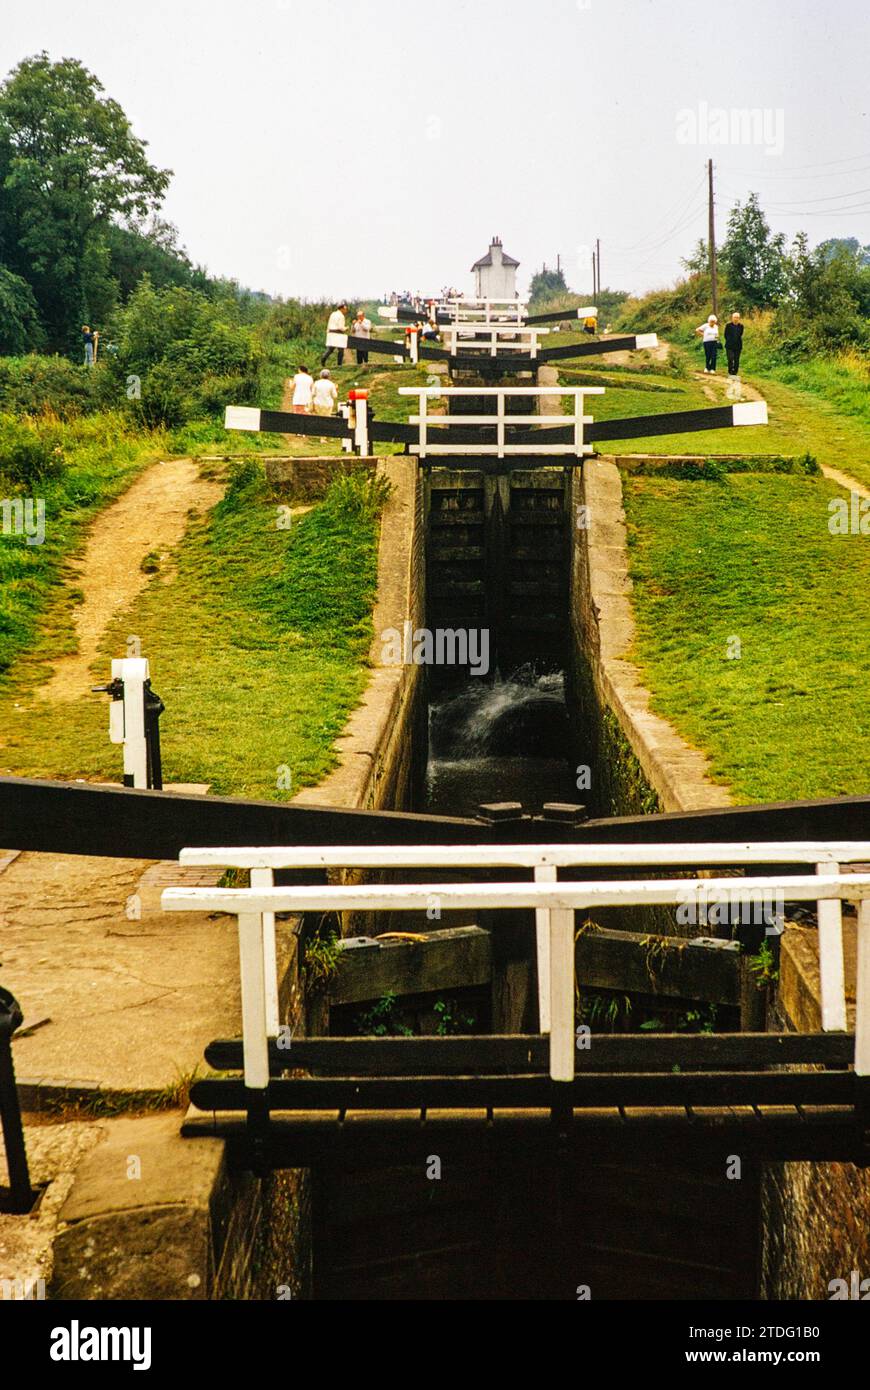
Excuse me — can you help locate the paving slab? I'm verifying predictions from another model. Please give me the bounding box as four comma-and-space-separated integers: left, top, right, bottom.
1, 851, 242, 1092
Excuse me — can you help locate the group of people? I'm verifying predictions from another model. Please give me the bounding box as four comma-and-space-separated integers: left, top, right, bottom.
290, 364, 338, 417
321, 303, 372, 368
695, 311, 744, 376
385, 289, 454, 310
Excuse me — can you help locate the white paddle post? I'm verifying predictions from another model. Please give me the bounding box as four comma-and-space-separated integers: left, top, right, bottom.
100, 657, 149, 789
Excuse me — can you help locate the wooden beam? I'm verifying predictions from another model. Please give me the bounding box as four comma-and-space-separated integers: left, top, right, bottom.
184, 1107, 862, 1166
204, 1031, 854, 1076
191, 1069, 856, 1113
577, 927, 742, 1005
0, 776, 491, 860
327, 926, 490, 1006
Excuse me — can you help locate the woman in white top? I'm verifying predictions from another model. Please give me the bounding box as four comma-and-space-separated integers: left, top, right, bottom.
312, 369, 338, 416
291, 365, 314, 413
695, 315, 721, 373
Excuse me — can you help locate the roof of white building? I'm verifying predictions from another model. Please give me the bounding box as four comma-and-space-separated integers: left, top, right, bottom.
471, 235, 520, 271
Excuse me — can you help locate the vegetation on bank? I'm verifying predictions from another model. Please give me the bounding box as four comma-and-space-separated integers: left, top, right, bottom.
622, 466, 870, 803
0, 467, 390, 795
0, 411, 166, 679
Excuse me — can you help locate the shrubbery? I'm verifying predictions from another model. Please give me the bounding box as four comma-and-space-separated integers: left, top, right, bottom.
0, 414, 66, 485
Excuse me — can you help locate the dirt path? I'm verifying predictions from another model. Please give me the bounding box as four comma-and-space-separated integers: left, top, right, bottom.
600, 339, 670, 368
38, 458, 223, 702
689, 367, 764, 404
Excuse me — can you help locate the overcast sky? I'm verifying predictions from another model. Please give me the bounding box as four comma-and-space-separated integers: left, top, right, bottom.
2, 0, 869, 300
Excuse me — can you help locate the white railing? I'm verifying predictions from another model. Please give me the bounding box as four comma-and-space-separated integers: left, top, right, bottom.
163, 842, 870, 1094
397, 384, 605, 458
442, 323, 551, 358
446, 298, 527, 325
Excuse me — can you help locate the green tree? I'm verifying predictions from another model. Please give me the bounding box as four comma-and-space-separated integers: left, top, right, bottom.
680, 238, 709, 276
0, 264, 42, 352
773, 231, 869, 354
529, 264, 568, 305
817, 236, 870, 270
720, 193, 788, 309
0, 53, 171, 350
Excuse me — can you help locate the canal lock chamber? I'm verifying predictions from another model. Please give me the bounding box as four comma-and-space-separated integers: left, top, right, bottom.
308, 425, 762, 1298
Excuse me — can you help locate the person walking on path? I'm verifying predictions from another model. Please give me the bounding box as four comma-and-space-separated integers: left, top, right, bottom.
724, 312, 744, 377
695, 314, 721, 373
82, 324, 99, 366
291, 364, 314, 413
352, 309, 372, 363
321, 302, 348, 367
312, 368, 338, 441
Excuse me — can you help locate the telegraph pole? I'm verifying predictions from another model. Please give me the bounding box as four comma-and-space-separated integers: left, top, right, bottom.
591, 248, 597, 304
707, 159, 719, 318
596, 237, 601, 299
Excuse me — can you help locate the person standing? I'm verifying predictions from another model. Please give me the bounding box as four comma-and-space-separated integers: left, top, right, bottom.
291, 364, 314, 413
351, 309, 372, 363
321, 302, 348, 367
311, 368, 339, 443
694, 314, 720, 373
724, 312, 744, 377
82, 324, 98, 366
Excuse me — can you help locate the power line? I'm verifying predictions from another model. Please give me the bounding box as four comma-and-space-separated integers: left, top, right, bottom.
740, 151, 870, 177
627, 199, 708, 270
763, 186, 870, 207
609, 172, 706, 253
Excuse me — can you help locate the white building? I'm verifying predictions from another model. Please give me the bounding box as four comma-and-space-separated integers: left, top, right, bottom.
471, 235, 520, 300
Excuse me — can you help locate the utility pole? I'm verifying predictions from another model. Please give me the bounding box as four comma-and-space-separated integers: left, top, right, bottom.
591, 249, 597, 304
708, 159, 719, 319
596, 237, 601, 300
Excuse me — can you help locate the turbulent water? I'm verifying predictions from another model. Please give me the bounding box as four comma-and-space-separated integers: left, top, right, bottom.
424, 666, 579, 818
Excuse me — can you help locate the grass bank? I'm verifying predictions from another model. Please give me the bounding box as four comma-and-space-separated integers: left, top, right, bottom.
0, 410, 166, 680
0, 465, 389, 797
622, 467, 870, 802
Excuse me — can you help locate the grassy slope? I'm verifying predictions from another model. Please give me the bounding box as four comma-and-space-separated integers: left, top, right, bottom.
558, 348, 870, 489
550, 335, 870, 802
172, 330, 433, 459
0, 466, 386, 797
623, 468, 870, 802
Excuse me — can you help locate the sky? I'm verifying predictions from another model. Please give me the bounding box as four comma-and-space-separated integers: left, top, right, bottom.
2, 0, 869, 301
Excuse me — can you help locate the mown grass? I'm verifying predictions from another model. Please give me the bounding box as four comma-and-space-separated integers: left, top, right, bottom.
622, 469, 870, 802
558, 343, 870, 491
0, 465, 388, 797
0, 411, 167, 681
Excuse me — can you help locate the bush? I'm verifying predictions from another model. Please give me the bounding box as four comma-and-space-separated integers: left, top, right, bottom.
130, 361, 192, 429
0, 355, 100, 417
0, 415, 66, 485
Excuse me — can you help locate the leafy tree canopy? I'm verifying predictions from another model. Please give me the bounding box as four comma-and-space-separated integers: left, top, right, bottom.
0, 263, 42, 353
0, 53, 171, 348
720, 193, 789, 309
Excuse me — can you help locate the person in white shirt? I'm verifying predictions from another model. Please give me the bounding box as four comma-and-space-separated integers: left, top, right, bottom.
311, 369, 339, 442
694, 314, 721, 373
321, 303, 348, 367
291, 364, 314, 413
312, 369, 338, 416
352, 310, 372, 364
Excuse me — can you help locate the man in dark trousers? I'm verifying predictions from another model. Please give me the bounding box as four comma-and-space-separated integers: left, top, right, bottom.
724, 311, 744, 376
